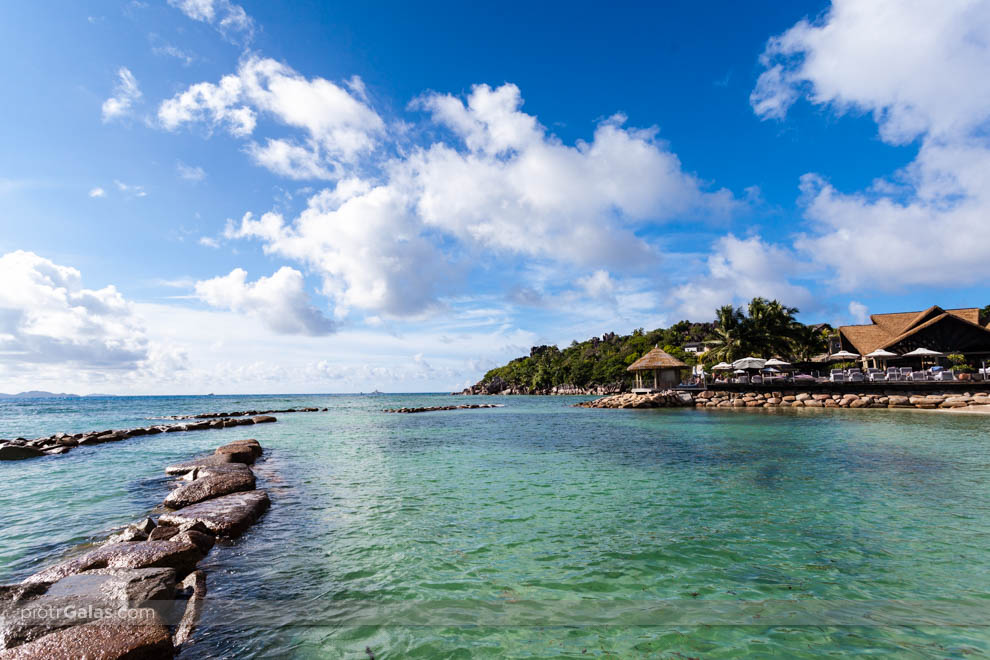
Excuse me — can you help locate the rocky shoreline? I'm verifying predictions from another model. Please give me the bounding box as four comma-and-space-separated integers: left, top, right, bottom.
0, 415, 277, 461
578, 389, 990, 410
0, 438, 271, 658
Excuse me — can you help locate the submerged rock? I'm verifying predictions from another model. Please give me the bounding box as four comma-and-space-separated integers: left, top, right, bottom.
172, 570, 206, 647
0, 446, 45, 460
158, 490, 270, 538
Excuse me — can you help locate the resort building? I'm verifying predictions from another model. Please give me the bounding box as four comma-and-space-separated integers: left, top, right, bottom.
628, 347, 688, 393
838, 306, 990, 361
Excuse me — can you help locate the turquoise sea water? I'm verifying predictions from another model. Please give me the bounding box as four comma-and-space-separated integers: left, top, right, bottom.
2, 394, 990, 658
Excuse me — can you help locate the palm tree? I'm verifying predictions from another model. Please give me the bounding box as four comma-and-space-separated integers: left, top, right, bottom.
706, 304, 747, 364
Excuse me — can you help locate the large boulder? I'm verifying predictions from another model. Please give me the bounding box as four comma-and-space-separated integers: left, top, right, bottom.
0, 613, 174, 660
164, 453, 239, 476
213, 444, 255, 465
251, 415, 277, 424
0, 446, 45, 460
164, 470, 256, 509
23, 542, 204, 585
158, 490, 270, 538
1, 568, 176, 650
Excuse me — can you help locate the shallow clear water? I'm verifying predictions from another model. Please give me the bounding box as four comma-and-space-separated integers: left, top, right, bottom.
3, 395, 990, 657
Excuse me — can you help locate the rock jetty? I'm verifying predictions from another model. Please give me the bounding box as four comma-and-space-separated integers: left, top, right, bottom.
159, 406, 326, 420
0, 416, 277, 461
0, 438, 271, 658
579, 389, 990, 410
384, 404, 503, 413
577, 391, 696, 409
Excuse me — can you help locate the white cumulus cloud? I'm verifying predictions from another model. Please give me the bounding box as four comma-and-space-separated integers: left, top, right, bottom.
167, 0, 254, 41
0, 251, 150, 369
753, 0, 990, 291
158, 55, 383, 177
671, 234, 813, 321
194, 266, 336, 335
101, 67, 141, 122
219, 83, 740, 319
88, 187, 106, 198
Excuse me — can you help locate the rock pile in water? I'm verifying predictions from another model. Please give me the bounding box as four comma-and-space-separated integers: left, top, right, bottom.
160, 407, 326, 420
576, 391, 696, 409
0, 439, 271, 658
383, 404, 503, 413
0, 416, 277, 461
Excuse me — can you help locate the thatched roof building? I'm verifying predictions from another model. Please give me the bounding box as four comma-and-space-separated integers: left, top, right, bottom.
838, 306, 990, 358
627, 347, 687, 391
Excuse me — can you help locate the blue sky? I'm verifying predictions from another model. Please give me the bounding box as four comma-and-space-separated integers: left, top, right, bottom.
1, 0, 988, 394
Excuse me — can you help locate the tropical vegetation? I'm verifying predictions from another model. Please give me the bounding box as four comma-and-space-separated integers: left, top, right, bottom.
477, 297, 829, 391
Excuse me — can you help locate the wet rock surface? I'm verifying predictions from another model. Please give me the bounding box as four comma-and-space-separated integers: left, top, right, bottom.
0, 613, 175, 660
164, 453, 240, 475
1, 438, 271, 656
384, 404, 504, 413
158, 490, 271, 538
164, 470, 256, 509
23, 542, 204, 586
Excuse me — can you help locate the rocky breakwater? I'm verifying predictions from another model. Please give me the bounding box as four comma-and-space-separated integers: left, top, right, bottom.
160, 406, 326, 420
693, 389, 990, 410
0, 439, 271, 659
0, 415, 277, 461
384, 403, 503, 413
576, 391, 696, 409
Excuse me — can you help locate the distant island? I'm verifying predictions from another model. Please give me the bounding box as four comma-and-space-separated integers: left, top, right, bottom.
0, 391, 117, 398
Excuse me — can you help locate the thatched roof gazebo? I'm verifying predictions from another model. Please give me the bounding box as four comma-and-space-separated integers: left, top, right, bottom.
627, 347, 688, 392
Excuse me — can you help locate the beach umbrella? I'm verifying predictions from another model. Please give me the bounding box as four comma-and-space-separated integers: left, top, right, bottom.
765, 358, 791, 368
902, 347, 944, 358
711, 362, 733, 370
902, 347, 944, 368
732, 357, 767, 370
864, 348, 898, 370
828, 350, 860, 361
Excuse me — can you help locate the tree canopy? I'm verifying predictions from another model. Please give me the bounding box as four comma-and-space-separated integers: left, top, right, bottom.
477, 298, 828, 391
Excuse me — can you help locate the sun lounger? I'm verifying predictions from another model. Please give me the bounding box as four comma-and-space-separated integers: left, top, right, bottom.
899, 367, 913, 379
908, 371, 928, 381
848, 371, 864, 383
829, 369, 845, 383
885, 367, 900, 381
935, 370, 955, 381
